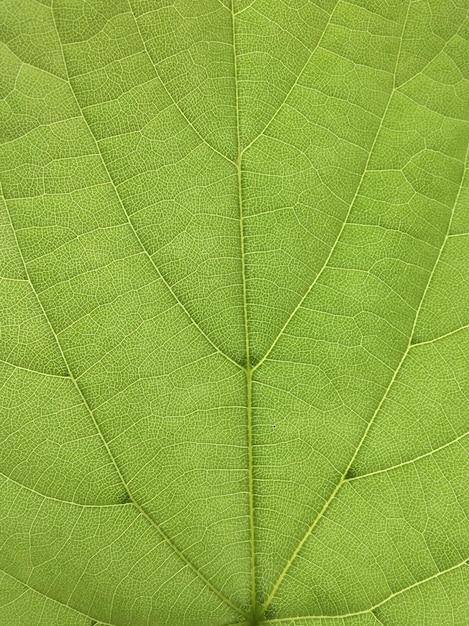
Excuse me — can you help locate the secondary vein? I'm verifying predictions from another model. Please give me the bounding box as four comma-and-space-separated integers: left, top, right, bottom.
257, 558, 468, 623
257, 1, 416, 613
0, 567, 116, 626
3, 181, 241, 617
7, 5, 247, 618
260, 126, 469, 617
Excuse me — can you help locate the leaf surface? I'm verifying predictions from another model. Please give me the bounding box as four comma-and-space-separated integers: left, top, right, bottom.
1, 1, 468, 625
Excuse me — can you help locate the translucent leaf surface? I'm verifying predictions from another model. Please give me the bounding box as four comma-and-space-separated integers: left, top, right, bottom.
1, 1, 468, 625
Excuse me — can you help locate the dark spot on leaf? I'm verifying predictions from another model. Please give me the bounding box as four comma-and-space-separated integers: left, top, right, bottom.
237, 355, 248, 368
252, 584, 278, 623
119, 492, 132, 504
249, 354, 261, 368
345, 467, 357, 480
263, 605, 277, 620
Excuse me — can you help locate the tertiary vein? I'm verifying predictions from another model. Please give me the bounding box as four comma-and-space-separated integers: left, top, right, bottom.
3, 179, 242, 617
259, 125, 469, 614
240, 1, 339, 156
257, 558, 468, 623
0, 5, 249, 618
0, 567, 116, 626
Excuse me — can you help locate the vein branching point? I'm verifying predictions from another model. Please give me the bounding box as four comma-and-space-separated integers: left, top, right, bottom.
0, 0, 468, 624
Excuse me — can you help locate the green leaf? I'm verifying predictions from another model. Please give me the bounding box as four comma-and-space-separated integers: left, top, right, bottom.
1, 1, 468, 625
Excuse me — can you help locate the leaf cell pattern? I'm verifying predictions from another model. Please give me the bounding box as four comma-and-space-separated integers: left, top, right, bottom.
1, 1, 469, 625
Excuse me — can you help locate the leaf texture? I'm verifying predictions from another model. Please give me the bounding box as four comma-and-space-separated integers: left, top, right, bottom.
0, 1, 468, 625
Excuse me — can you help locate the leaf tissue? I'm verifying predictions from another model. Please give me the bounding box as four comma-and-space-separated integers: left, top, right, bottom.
1, 0, 468, 625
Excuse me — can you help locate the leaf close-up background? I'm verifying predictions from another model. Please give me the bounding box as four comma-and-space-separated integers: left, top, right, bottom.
1, 0, 469, 624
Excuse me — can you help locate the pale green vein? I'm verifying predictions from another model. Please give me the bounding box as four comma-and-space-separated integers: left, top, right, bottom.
260, 127, 469, 614
0, 358, 69, 378
371, 612, 386, 626
234, 1, 257, 16
231, 0, 257, 615
348, 431, 469, 482
3, 97, 244, 623
411, 324, 469, 347
256, 2, 420, 612
0, 568, 116, 626
127, 0, 235, 167
258, 558, 468, 623
45, 1, 243, 373
0, 470, 126, 509
252, 45, 401, 371
240, 0, 339, 154
395, 17, 468, 92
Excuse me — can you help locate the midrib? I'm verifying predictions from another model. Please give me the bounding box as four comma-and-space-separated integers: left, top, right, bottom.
230, 1, 258, 618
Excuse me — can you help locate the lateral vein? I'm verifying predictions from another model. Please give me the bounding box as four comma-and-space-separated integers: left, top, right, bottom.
1, 7, 248, 618
260, 130, 469, 615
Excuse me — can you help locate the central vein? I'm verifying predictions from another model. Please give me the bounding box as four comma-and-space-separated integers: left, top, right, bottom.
230, 1, 257, 616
